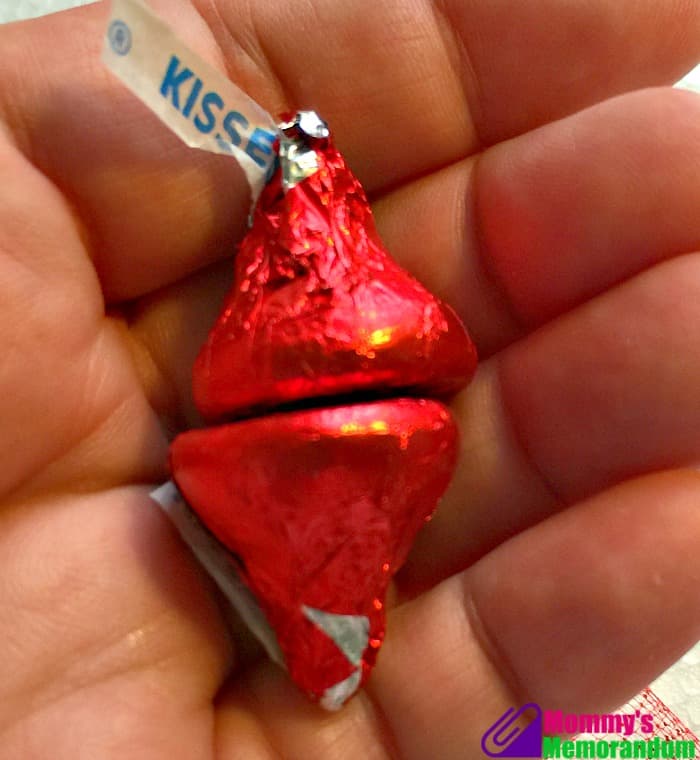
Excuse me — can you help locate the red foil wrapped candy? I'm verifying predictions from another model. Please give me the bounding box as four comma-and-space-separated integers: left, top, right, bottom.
170, 111, 477, 709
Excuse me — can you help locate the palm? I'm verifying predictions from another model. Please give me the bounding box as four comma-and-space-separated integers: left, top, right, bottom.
2, 1, 700, 757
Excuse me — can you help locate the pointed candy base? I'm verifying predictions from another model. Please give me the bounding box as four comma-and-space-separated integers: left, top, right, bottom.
171, 398, 457, 706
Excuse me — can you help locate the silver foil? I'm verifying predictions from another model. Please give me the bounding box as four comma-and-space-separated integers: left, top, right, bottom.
278, 110, 330, 191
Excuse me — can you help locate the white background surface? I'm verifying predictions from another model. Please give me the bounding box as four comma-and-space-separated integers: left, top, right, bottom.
0, 0, 94, 20
1, 0, 699, 737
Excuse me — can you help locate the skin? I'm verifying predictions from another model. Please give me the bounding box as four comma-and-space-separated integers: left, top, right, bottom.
0, 0, 700, 756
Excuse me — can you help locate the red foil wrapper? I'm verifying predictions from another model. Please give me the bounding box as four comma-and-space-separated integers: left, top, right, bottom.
170, 112, 477, 708
172, 399, 457, 705
192, 120, 476, 421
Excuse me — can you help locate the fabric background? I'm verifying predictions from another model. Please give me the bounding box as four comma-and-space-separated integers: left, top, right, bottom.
0, 0, 94, 20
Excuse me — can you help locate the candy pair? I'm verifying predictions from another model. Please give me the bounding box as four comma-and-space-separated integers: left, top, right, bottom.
170, 112, 477, 709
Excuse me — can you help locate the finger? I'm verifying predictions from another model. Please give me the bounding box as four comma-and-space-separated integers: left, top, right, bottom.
474, 87, 700, 336
216, 662, 399, 760
401, 252, 700, 589
215, 469, 700, 759
226, 0, 700, 177
0, 487, 230, 758
465, 470, 700, 712
373, 86, 700, 356
0, 132, 166, 500
2, 2, 700, 301
126, 259, 233, 430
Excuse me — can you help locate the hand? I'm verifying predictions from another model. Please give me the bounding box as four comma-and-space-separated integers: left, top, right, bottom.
1, 1, 699, 757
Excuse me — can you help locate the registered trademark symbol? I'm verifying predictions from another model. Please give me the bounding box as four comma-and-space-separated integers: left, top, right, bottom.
108, 20, 132, 56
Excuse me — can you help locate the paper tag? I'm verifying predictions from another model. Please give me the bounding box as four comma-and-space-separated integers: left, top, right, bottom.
103, 0, 277, 200
151, 481, 284, 668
